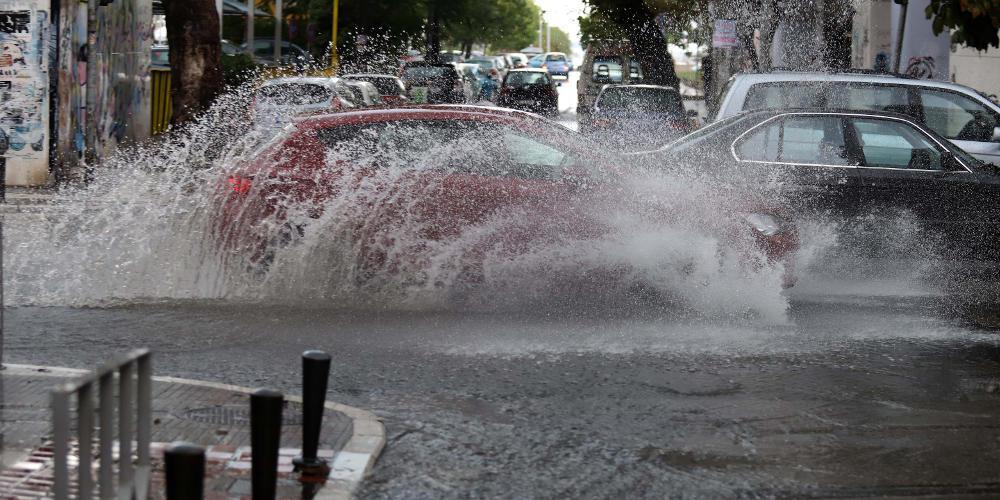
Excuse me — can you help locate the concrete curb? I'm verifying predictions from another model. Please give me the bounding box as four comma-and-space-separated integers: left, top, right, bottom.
5, 364, 385, 500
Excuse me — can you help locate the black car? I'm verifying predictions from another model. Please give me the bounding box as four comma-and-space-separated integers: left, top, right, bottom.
496, 69, 558, 116
642, 109, 1000, 262
587, 84, 694, 151
400, 62, 466, 104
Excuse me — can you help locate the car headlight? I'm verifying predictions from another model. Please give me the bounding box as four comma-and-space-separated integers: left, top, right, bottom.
744, 213, 784, 236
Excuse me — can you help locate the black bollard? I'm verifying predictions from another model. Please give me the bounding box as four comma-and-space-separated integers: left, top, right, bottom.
164, 442, 205, 500
251, 388, 283, 500
293, 350, 332, 476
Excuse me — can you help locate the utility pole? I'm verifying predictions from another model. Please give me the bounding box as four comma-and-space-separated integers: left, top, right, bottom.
274, 0, 282, 64
85, 0, 97, 171
546, 22, 551, 52
893, 0, 908, 73
538, 10, 544, 49
331, 0, 339, 69
246, 0, 254, 56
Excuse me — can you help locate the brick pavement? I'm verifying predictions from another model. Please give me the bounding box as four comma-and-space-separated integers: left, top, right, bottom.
0, 365, 384, 499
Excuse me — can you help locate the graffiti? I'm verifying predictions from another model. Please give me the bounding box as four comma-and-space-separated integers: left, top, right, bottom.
905, 56, 936, 79
0, 4, 49, 185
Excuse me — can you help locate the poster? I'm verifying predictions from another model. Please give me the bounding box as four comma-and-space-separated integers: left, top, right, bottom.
712, 20, 738, 48
0, 2, 50, 186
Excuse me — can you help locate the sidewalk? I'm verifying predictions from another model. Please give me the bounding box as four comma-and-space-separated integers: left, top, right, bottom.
0, 364, 385, 499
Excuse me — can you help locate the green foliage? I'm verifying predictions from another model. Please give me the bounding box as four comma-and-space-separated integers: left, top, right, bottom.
220, 53, 260, 88
548, 27, 573, 54
441, 0, 542, 52
924, 0, 999, 51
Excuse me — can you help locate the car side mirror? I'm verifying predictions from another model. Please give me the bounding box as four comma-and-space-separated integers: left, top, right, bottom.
556, 81, 562, 87
992, 126, 1000, 142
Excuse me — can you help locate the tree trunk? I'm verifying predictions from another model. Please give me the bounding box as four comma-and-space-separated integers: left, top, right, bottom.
426, 0, 441, 63
629, 20, 679, 89
163, 0, 223, 126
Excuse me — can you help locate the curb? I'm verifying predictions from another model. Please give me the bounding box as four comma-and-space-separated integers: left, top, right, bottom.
4, 364, 385, 500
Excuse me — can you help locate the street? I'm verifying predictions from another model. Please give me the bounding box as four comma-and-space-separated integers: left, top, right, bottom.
7, 244, 1000, 497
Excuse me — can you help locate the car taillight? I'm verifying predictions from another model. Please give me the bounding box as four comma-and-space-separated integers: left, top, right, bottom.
227, 175, 252, 195
592, 118, 612, 128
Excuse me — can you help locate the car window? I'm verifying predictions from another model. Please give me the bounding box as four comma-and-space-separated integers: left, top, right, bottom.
919, 89, 999, 141
593, 56, 624, 83
629, 60, 643, 81
597, 87, 683, 114
850, 117, 944, 170
736, 116, 850, 165
505, 72, 549, 86
744, 83, 825, 111
827, 84, 910, 114
256, 84, 332, 105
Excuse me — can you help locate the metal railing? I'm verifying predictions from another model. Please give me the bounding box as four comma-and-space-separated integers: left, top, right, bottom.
50, 349, 153, 500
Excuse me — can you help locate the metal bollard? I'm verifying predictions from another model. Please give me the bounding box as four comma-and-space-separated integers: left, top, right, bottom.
293, 350, 332, 476
164, 442, 205, 500
251, 388, 284, 500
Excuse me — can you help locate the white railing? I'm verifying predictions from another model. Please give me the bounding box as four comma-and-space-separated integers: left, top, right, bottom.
50, 349, 153, 500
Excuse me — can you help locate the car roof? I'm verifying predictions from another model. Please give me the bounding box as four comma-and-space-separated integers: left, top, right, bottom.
342, 73, 399, 80
601, 84, 678, 91
260, 77, 341, 87
732, 107, 931, 124
292, 105, 548, 128
508, 68, 549, 73
730, 71, 981, 94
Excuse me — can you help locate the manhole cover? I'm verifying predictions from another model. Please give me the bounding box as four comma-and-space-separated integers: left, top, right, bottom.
183, 405, 302, 426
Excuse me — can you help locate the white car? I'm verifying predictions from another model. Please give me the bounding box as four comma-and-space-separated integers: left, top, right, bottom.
252, 77, 356, 127
713, 71, 1000, 164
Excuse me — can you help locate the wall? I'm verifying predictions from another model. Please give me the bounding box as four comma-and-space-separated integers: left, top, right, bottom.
0, 1, 51, 186
92, 0, 152, 160
54, 0, 86, 174
950, 45, 1000, 99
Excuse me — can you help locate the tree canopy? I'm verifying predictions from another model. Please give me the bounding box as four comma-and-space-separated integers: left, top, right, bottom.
924, 0, 999, 51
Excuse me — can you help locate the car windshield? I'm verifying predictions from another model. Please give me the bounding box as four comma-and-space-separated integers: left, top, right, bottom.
505, 72, 549, 86
468, 59, 495, 70
546, 55, 566, 62
404, 66, 449, 79
348, 77, 400, 95
598, 87, 683, 113
256, 83, 332, 105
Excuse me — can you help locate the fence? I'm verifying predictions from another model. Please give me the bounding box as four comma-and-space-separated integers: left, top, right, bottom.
150, 69, 173, 135
50, 349, 153, 500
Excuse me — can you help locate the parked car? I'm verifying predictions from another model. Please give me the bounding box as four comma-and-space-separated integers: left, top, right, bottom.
467, 56, 507, 81
150, 40, 241, 69
400, 62, 466, 104
215, 106, 799, 287
506, 53, 528, 68
342, 74, 408, 105
496, 68, 559, 116
438, 50, 465, 63
251, 77, 355, 127
713, 70, 1000, 164
244, 39, 313, 67
540, 52, 571, 77
587, 85, 693, 150
644, 108, 1000, 261
343, 80, 385, 107
578, 40, 645, 131
456, 64, 485, 102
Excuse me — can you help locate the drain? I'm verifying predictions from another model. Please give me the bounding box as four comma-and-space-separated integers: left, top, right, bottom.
182, 405, 302, 426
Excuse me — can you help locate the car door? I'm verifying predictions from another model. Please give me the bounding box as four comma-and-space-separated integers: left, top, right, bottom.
915, 87, 1000, 164
731, 114, 861, 217
844, 115, 994, 258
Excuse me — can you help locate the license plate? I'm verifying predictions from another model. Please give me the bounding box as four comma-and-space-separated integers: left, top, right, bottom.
410, 87, 428, 103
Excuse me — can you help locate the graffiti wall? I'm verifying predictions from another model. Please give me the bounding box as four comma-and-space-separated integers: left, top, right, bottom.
93, 0, 152, 159
0, 1, 50, 186
55, 0, 85, 169
54, 0, 151, 179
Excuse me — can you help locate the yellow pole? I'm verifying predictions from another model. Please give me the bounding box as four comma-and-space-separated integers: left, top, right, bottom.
330, 0, 340, 71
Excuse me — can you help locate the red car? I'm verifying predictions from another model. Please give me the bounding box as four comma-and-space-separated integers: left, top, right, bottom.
215, 106, 799, 290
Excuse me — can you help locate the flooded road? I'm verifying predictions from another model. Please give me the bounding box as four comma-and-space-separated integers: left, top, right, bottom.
7, 289, 1000, 498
